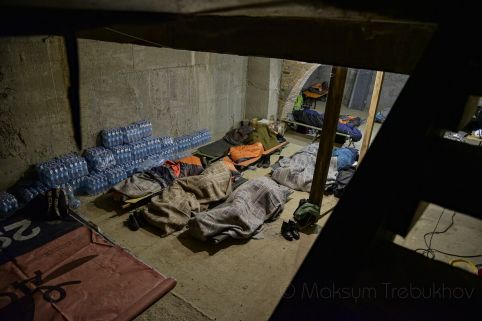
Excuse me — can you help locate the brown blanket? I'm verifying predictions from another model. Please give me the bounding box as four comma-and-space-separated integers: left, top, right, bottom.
143, 161, 233, 236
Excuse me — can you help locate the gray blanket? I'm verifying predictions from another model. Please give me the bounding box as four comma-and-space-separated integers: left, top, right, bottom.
271, 143, 338, 192
188, 177, 292, 243
143, 161, 233, 236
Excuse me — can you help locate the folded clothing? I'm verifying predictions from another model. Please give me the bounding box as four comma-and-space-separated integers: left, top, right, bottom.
188, 177, 292, 243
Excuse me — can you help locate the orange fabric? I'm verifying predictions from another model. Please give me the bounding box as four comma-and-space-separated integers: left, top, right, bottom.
177, 156, 202, 167
164, 160, 181, 177
338, 116, 356, 125
222, 157, 238, 172
303, 90, 323, 99
229, 142, 264, 162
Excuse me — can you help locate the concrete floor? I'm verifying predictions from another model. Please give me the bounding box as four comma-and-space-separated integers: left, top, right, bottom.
79, 133, 338, 321
78, 109, 482, 320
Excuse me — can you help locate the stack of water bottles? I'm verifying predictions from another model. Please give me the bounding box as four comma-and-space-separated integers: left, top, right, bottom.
82, 146, 127, 195
174, 129, 212, 153
104, 120, 166, 175
0, 192, 18, 218
36, 153, 89, 188
15, 181, 49, 204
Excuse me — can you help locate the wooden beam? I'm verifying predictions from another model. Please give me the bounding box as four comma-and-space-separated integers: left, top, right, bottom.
309, 66, 347, 206
0, 7, 435, 74
359, 71, 384, 162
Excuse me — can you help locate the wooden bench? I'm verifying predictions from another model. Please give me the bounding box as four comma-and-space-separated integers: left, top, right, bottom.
281, 118, 355, 147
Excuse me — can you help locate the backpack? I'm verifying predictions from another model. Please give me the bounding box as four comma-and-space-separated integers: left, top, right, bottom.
332, 167, 356, 198
293, 199, 321, 229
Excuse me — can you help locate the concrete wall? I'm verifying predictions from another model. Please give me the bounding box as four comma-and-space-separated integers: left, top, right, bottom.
378, 72, 409, 116
245, 57, 281, 120
0, 36, 76, 190
278, 60, 320, 119
79, 39, 247, 147
0, 36, 248, 190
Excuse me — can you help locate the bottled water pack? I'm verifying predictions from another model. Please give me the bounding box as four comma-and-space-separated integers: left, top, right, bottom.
84, 147, 116, 172
0, 192, 18, 218
37, 153, 89, 188
124, 120, 153, 144
102, 127, 124, 148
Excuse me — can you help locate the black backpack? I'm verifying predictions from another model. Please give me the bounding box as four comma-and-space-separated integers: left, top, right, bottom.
325, 166, 356, 198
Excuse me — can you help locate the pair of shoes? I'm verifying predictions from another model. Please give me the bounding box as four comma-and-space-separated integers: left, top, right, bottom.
281, 220, 300, 241
126, 209, 145, 231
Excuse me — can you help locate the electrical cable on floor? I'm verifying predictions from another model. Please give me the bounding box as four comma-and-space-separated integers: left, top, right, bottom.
415, 208, 482, 259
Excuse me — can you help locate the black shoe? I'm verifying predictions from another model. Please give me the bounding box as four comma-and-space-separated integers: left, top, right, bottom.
262, 155, 271, 168
281, 221, 293, 241
133, 210, 146, 227
288, 220, 300, 240
127, 214, 140, 231
257, 158, 264, 167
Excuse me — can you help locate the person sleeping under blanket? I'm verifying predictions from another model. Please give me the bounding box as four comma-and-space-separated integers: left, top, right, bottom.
292, 109, 363, 142
141, 160, 234, 236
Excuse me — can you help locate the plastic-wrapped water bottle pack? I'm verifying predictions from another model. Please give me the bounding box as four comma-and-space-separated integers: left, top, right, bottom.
82, 173, 109, 196
36, 153, 89, 188
130, 140, 149, 160
15, 181, 49, 204
124, 120, 153, 144
102, 166, 128, 186
144, 137, 163, 155
159, 136, 174, 146
69, 176, 86, 193
174, 129, 212, 152
83, 147, 116, 172
109, 144, 133, 164
136, 154, 166, 172
0, 192, 18, 218
102, 127, 124, 148
121, 158, 146, 177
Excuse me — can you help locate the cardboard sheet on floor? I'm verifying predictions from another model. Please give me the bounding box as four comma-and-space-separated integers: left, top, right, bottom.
0, 212, 176, 321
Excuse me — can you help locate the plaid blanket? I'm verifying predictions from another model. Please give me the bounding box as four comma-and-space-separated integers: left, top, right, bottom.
143, 161, 233, 236
271, 143, 338, 192
188, 177, 292, 243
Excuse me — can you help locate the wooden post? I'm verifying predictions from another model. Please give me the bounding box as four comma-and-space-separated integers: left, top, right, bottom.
359, 71, 384, 162
309, 66, 347, 206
